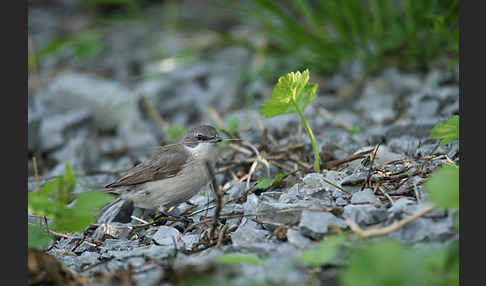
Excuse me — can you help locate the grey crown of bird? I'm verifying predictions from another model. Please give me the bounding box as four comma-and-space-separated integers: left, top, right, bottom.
104, 125, 222, 212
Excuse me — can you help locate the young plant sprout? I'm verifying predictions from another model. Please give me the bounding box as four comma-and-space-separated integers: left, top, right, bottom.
260, 69, 321, 172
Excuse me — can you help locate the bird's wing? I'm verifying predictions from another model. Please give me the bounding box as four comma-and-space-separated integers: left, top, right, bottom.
105, 145, 190, 188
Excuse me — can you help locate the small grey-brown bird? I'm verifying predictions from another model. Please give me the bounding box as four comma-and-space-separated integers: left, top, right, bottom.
99, 125, 222, 222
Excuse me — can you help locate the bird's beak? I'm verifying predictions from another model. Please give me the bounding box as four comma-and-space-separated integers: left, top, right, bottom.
212, 136, 223, 143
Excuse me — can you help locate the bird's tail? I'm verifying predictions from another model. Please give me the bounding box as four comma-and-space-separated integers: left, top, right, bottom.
97, 196, 134, 224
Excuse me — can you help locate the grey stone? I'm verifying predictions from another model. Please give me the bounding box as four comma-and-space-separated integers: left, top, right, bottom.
302, 173, 325, 188
132, 269, 163, 286
152, 226, 183, 249
407, 99, 440, 121
350, 189, 382, 205
279, 184, 300, 203
28, 110, 43, 151
243, 194, 259, 216
342, 204, 387, 226
387, 136, 421, 156
299, 210, 347, 240
141, 244, 175, 260
385, 120, 437, 139
39, 109, 92, 150
41, 72, 140, 131
256, 202, 308, 230
356, 80, 397, 124
51, 130, 100, 171
335, 197, 348, 206
227, 182, 246, 201
286, 229, 312, 248
231, 224, 268, 248
125, 256, 146, 268
388, 198, 415, 215
181, 234, 200, 250
103, 239, 140, 251
388, 216, 455, 242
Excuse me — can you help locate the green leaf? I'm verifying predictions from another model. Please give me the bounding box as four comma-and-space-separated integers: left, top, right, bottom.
425, 164, 459, 209
53, 192, 114, 232
349, 125, 361, 135
430, 115, 459, 145
254, 173, 285, 190
260, 69, 318, 118
342, 240, 423, 286
299, 234, 346, 266
216, 253, 264, 266
64, 163, 76, 195
28, 224, 53, 249
28, 179, 60, 217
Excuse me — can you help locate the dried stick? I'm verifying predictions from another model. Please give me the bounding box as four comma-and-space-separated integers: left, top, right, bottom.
345, 204, 435, 239
324, 148, 374, 169
321, 177, 351, 196
205, 161, 223, 241
361, 144, 381, 191
140, 92, 166, 132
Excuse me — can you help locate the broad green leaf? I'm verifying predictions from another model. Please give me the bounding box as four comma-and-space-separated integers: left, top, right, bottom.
54, 192, 114, 232
64, 163, 76, 195
425, 164, 459, 208
28, 224, 53, 249
430, 115, 459, 145
342, 240, 424, 286
28, 187, 58, 218
216, 253, 264, 266
299, 234, 346, 266
260, 69, 318, 118
254, 173, 285, 190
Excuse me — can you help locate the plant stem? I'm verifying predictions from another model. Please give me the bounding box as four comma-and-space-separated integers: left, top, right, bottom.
295, 104, 321, 173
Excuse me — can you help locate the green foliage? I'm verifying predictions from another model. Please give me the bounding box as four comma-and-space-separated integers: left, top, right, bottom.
37, 29, 103, 63
28, 164, 114, 249
247, 0, 459, 74
165, 124, 187, 142
260, 69, 321, 172
28, 224, 53, 250
298, 234, 346, 267
430, 115, 459, 145
425, 164, 459, 209
349, 125, 361, 135
216, 253, 264, 266
254, 173, 285, 190
342, 240, 459, 286
260, 69, 317, 118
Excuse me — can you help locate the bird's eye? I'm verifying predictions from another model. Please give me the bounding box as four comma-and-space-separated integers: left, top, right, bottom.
196, 134, 204, 140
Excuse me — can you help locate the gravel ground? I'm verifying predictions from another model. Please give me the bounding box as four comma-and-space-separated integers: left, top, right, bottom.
28, 1, 459, 285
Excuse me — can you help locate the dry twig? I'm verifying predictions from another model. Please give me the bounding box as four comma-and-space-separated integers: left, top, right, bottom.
345, 204, 435, 238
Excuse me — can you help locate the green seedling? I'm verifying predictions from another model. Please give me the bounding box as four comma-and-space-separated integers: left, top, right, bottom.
260, 69, 321, 172
430, 115, 459, 145
254, 173, 285, 190
28, 163, 114, 249
425, 164, 459, 209
298, 234, 346, 267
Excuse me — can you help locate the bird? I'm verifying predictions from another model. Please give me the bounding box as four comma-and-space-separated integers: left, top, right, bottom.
98, 125, 223, 222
